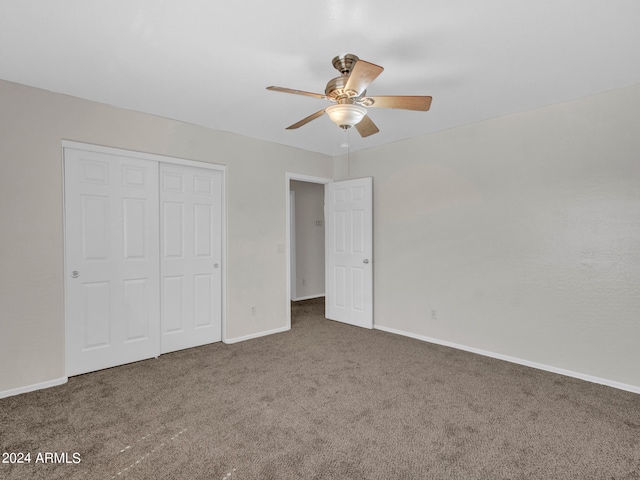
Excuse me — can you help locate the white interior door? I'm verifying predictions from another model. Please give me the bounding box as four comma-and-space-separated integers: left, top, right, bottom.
160, 163, 223, 354
325, 177, 373, 328
64, 149, 160, 376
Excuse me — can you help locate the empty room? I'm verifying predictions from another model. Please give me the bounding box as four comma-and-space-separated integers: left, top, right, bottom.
1, 1, 639, 479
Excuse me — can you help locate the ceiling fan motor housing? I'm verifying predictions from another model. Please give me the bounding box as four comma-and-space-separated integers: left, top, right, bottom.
325, 76, 364, 100
326, 54, 365, 100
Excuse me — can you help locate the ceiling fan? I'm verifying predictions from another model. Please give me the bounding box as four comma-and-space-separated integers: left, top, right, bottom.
266, 54, 432, 137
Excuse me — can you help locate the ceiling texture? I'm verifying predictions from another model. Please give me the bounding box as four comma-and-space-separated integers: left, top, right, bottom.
1, 1, 640, 156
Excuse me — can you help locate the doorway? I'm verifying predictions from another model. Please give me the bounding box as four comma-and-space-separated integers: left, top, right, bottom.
285, 174, 332, 329
285, 173, 373, 330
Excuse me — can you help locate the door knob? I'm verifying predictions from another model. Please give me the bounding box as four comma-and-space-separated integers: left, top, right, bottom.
214, 263, 219, 269
71, 271, 80, 278
363, 259, 369, 264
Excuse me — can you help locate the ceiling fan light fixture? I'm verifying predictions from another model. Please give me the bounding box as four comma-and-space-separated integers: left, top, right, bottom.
326, 104, 367, 129
267, 53, 432, 137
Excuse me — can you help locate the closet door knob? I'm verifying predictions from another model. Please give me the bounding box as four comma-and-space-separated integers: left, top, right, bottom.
363, 259, 369, 264
71, 271, 80, 278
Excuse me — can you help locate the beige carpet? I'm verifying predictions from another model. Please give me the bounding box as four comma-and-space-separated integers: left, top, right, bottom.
1, 298, 639, 479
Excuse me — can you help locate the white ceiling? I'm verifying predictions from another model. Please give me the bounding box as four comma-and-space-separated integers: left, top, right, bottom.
1, 1, 640, 156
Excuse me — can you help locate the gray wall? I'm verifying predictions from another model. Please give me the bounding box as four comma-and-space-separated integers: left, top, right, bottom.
290, 180, 325, 300
335, 84, 640, 389
0, 79, 332, 395
2, 78, 639, 396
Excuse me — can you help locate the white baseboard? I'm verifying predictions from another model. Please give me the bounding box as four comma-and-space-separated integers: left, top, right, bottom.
0, 377, 68, 399
292, 294, 325, 302
374, 325, 640, 395
6, 330, 636, 398
223, 325, 290, 345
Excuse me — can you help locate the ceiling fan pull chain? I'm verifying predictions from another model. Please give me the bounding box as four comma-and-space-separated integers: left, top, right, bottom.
347, 128, 351, 177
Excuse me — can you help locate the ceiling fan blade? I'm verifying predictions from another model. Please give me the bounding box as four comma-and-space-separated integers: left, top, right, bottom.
367, 96, 432, 111
286, 109, 326, 130
344, 60, 384, 96
355, 115, 380, 138
266, 86, 327, 99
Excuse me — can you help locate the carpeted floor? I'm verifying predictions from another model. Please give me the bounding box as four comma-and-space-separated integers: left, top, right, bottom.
1, 298, 639, 479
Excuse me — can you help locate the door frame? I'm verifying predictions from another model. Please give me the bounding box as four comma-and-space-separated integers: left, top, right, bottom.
289, 190, 296, 301
285, 173, 332, 330
61, 140, 228, 374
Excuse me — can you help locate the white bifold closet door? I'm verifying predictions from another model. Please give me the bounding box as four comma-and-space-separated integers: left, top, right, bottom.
160, 163, 222, 354
64, 148, 222, 377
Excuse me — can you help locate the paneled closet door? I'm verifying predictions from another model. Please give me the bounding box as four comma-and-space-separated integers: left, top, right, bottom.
64, 149, 160, 376
160, 164, 223, 354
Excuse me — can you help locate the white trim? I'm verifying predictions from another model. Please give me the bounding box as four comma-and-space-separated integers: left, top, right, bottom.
220, 165, 228, 344
0, 377, 68, 399
374, 325, 640, 395
292, 294, 326, 302
285, 173, 333, 330
290, 191, 296, 301
223, 326, 290, 345
61, 140, 225, 172
287, 173, 334, 184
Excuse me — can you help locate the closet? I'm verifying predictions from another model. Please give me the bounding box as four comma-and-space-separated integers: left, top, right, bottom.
63, 144, 223, 376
